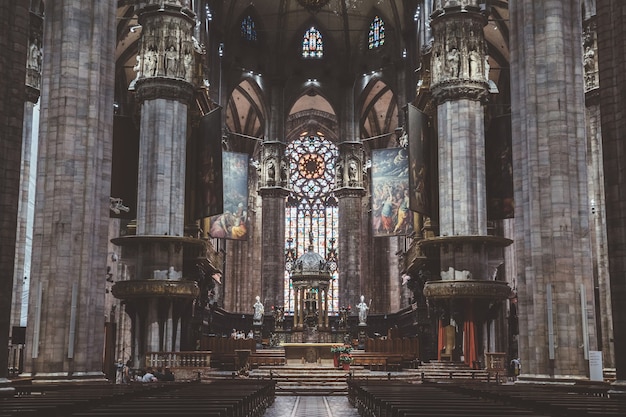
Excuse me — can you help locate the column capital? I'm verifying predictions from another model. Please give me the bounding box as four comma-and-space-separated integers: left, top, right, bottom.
261, 141, 288, 188
430, 8, 489, 104
335, 187, 366, 198
259, 186, 290, 199
132, 3, 197, 88
135, 77, 195, 104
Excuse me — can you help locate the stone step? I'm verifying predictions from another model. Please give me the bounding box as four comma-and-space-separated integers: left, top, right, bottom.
200, 363, 492, 395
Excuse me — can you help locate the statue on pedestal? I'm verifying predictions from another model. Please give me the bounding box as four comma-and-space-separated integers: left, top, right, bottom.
253, 295, 264, 325
357, 295, 370, 325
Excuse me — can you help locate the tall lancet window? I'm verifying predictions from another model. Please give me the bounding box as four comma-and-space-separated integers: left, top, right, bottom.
368, 15, 385, 49
302, 27, 324, 58
241, 15, 257, 41
284, 133, 339, 313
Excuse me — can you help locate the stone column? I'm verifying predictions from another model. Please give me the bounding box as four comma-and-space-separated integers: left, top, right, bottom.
423, 1, 512, 367
22, 0, 116, 381
0, 0, 29, 395
510, 0, 597, 379
336, 142, 365, 309
317, 291, 323, 328
112, 1, 200, 364
583, 15, 614, 369
293, 288, 299, 328
595, 0, 626, 383
325, 290, 329, 328
259, 141, 288, 308
11, 6, 44, 333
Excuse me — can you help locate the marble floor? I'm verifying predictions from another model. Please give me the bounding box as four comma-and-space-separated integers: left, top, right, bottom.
263, 396, 360, 417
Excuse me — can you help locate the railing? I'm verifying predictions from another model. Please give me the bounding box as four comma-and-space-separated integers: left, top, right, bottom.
145, 351, 211, 369
7, 344, 24, 376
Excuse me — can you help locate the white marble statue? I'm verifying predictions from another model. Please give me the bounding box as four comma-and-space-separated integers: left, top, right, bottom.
253, 295, 264, 325
357, 295, 370, 325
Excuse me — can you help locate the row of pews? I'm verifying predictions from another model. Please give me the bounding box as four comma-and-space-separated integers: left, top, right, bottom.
0, 380, 275, 417
447, 382, 626, 417
361, 338, 419, 370
348, 380, 548, 417
348, 379, 626, 417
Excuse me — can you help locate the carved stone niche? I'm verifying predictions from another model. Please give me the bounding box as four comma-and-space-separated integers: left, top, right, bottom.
430, 12, 488, 103
261, 141, 285, 188
136, 4, 196, 83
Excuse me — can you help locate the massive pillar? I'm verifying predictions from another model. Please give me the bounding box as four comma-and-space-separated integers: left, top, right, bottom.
259, 141, 288, 309
510, 0, 597, 379
597, 0, 626, 383
11, 3, 44, 336
423, 0, 511, 367
22, 0, 116, 381
112, 1, 200, 365
336, 142, 365, 309
0, 0, 29, 395
582, 9, 614, 369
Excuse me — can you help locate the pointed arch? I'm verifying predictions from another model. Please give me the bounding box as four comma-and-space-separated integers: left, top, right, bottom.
286, 88, 338, 142
359, 78, 398, 144
225, 78, 267, 154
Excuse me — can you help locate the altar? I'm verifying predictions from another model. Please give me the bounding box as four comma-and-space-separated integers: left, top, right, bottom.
282, 343, 337, 365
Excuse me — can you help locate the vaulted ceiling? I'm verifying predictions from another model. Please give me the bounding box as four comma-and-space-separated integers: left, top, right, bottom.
115, 1, 511, 147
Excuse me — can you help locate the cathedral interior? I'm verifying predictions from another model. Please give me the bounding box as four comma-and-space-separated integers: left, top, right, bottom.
2, 0, 626, 409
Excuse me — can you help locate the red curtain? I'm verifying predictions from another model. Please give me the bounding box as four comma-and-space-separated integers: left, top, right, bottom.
437, 320, 444, 361
463, 305, 477, 367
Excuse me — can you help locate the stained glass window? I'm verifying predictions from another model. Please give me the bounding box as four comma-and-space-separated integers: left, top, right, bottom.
302, 27, 323, 59
241, 15, 257, 42
368, 16, 385, 49
284, 133, 339, 313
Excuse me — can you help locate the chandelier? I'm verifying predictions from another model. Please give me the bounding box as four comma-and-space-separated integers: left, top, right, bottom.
297, 0, 331, 12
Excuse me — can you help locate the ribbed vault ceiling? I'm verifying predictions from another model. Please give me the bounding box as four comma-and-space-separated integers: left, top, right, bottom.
115, 1, 510, 146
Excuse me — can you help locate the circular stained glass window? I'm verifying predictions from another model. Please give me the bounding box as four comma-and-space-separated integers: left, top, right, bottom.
288, 134, 338, 202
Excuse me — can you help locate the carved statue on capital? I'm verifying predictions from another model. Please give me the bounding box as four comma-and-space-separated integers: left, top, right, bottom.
26, 33, 42, 91
134, 4, 196, 85
583, 22, 598, 92
430, 11, 488, 102
27, 35, 42, 73
266, 159, 276, 185
335, 157, 344, 188
336, 143, 364, 191
261, 142, 286, 188
279, 159, 289, 186
446, 46, 460, 78
348, 159, 359, 186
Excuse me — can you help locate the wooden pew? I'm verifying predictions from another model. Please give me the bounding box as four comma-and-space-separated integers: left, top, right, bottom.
351, 351, 403, 371
348, 380, 550, 417
249, 350, 285, 368
1, 380, 276, 417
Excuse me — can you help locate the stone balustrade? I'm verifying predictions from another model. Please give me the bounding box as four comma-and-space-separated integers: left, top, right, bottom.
145, 351, 211, 369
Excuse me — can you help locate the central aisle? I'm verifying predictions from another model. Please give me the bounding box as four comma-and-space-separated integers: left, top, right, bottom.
262, 396, 360, 417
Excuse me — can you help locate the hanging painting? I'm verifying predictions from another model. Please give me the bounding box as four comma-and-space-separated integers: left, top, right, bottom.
208, 151, 249, 240
370, 147, 414, 237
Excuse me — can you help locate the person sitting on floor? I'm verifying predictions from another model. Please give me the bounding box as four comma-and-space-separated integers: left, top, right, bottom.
141, 367, 158, 382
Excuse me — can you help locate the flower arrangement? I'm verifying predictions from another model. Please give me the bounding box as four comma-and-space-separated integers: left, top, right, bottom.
339, 352, 353, 364
330, 344, 352, 354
